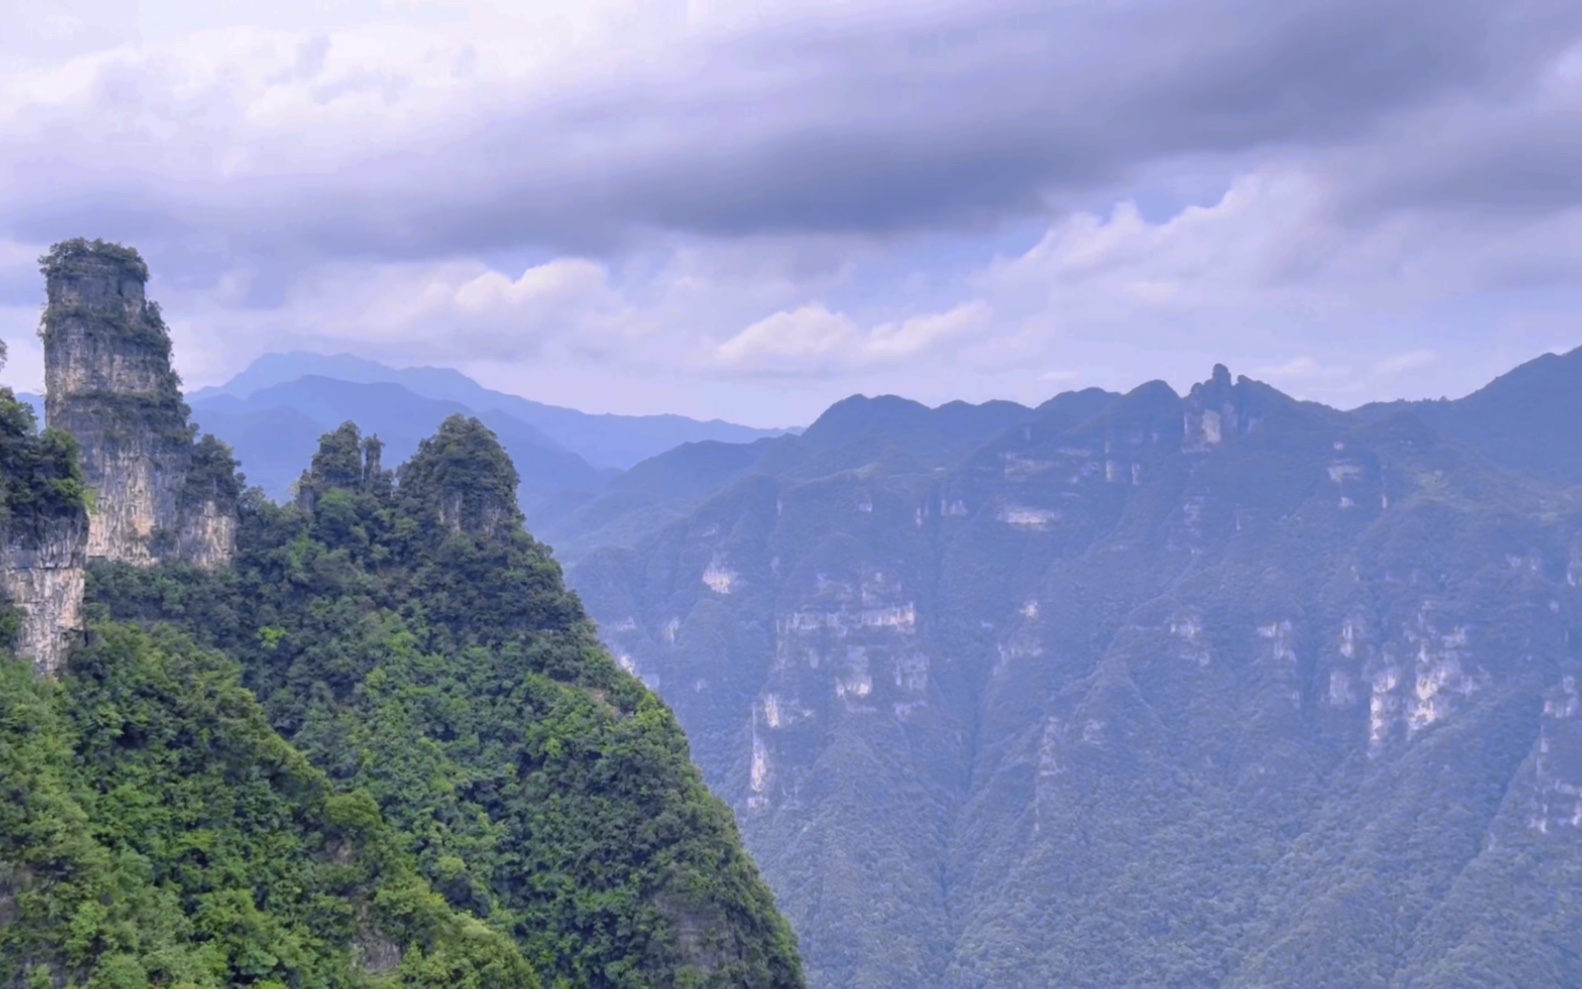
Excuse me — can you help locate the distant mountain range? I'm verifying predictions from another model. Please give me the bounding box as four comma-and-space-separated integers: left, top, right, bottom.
20, 352, 795, 510
551, 347, 1582, 988
190, 351, 795, 470
16, 338, 1582, 987
1358, 344, 1582, 486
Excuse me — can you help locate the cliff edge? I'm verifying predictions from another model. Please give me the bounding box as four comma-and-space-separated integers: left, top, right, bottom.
39, 238, 239, 569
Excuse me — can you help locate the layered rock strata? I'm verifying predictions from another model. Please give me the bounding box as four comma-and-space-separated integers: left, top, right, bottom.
39, 239, 238, 568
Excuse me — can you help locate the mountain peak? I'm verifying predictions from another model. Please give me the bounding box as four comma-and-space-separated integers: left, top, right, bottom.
397, 414, 522, 540
197, 351, 793, 470
39, 238, 239, 570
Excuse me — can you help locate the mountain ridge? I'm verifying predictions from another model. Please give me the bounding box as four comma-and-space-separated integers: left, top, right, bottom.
0, 239, 805, 989
192, 352, 798, 469
558, 354, 1582, 989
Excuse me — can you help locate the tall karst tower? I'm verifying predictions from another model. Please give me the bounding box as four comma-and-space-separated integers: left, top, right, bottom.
39, 239, 239, 569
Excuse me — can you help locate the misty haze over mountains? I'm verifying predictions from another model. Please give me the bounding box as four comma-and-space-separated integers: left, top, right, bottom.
74, 340, 1582, 988
8, 0, 1582, 985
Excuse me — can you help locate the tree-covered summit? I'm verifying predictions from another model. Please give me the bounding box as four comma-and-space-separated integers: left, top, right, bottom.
37, 238, 151, 284
85, 415, 804, 989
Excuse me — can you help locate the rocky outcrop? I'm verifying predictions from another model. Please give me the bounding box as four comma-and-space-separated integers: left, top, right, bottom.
568, 364, 1582, 989
39, 239, 239, 569
396, 414, 521, 540
0, 512, 87, 677
0, 387, 90, 676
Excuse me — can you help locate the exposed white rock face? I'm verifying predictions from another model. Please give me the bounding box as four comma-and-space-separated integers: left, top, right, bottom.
1531, 677, 1582, 835
83, 454, 157, 564
1340, 619, 1361, 659
435, 491, 514, 540
1369, 667, 1402, 753
1191, 409, 1224, 448
1169, 611, 1210, 667
999, 506, 1060, 530
0, 512, 88, 677
177, 500, 237, 571
746, 565, 932, 811
1327, 462, 1364, 484
1002, 452, 1056, 481
1405, 622, 1476, 735
1364, 605, 1484, 753
42, 245, 236, 570
748, 724, 770, 812
702, 557, 739, 594
1258, 620, 1297, 662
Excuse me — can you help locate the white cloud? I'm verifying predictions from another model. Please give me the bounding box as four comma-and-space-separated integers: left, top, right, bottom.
980, 171, 1355, 316
714, 300, 990, 376
2, 0, 1581, 423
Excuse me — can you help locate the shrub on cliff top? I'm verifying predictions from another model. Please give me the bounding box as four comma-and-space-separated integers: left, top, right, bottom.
38, 238, 150, 282
0, 388, 88, 528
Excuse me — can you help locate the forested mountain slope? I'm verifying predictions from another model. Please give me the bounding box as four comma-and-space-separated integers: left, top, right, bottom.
83, 416, 801, 989
1, 381, 537, 987
568, 362, 1582, 988
186, 375, 610, 504
0, 240, 803, 989
1359, 344, 1582, 486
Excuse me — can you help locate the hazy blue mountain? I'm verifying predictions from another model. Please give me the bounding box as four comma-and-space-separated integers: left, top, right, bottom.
192, 352, 796, 469
535, 394, 1079, 562
559, 360, 1582, 989
188, 375, 609, 503
1358, 344, 1582, 485
798, 394, 1037, 467
15, 391, 41, 423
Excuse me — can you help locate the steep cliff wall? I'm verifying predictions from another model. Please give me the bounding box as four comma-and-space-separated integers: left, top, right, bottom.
39, 239, 238, 569
569, 366, 1582, 989
0, 389, 89, 676
0, 514, 87, 677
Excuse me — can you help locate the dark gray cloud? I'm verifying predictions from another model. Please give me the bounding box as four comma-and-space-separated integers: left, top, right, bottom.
5, 0, 1579, 273
296, 0, 1582, 250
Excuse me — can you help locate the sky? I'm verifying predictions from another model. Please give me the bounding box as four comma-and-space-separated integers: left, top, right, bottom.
1, 0, 1579, 427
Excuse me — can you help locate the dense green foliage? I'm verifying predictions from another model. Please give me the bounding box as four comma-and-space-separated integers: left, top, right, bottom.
0, 628, 538, 989
0, 388, 88, 532
88, 416, 802, 989
182, 434, 245, 511
37, 239, 150, 284
563, 368, 1582, 988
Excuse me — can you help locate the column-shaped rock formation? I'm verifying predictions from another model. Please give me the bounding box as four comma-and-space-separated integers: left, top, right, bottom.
39, 239, 239, 568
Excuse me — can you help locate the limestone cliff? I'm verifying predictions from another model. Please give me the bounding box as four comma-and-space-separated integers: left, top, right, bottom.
39, 239, 239, 568
0, 388, 89, 676
568, 363, 1582, 989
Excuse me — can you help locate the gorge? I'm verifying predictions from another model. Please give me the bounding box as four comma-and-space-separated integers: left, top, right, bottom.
560, 357, 1582, 987
9, 237, 1582, 989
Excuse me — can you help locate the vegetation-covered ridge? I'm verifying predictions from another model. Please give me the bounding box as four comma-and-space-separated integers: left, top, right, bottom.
86, 414, 803, 989
37, 238, 151, 284
0, 624, 538, 989
564, 365, 1582, 989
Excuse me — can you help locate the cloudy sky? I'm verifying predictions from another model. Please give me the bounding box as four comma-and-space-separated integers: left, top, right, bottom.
1, 0, 1579, 426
